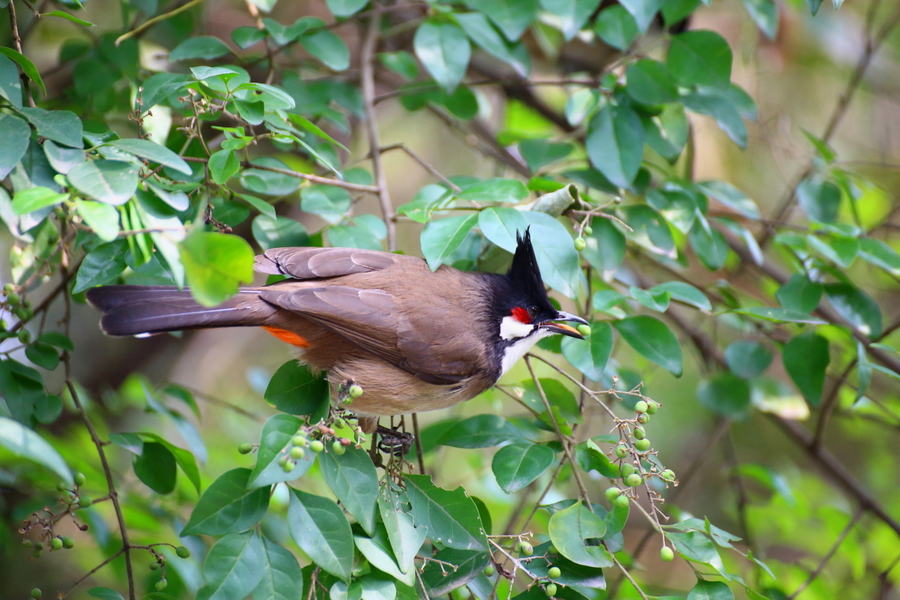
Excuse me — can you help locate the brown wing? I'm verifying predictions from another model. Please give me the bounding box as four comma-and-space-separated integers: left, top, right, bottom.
254, 247, 400, 279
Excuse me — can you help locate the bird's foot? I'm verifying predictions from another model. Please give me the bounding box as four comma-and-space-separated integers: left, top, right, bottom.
375, 425, 414, 457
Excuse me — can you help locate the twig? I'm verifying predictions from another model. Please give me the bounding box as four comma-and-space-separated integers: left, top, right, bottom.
360, 12, 397, 251
115, 0, 206, 46
785, 508, 864, 600
609, 549, 651, 600
7, 0, 36, 107
181, 157, 380, 193
379, 143, 462, 193
60, 548, 125, 598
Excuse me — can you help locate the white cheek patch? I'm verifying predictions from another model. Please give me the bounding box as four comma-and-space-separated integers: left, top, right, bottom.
500, 315, 534, 340
500, 328, 553, 376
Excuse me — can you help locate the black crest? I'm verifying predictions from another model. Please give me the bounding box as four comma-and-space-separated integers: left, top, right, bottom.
503, 228, 556, 317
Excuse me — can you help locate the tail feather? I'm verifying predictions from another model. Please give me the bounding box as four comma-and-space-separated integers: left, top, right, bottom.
85, 286, 266, 337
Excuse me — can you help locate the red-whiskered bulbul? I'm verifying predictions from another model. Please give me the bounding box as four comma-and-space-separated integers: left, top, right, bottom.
86, 229, 587, 431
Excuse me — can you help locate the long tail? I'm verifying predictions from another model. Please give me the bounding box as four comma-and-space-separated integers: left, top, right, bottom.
85, 286, 270, 337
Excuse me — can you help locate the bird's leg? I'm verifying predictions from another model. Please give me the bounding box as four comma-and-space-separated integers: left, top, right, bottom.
376, 424, 414, 457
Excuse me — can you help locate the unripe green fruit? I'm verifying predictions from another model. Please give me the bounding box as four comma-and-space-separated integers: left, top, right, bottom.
633, 427, 646, 440
348, 384, 364, 398
548, 566, 561, 579
79, 496, 93, 508
62, 536, 75, 549
7, 292, 20, 305
634, 439, 651, 451
74, 472, 86, 486
660, 469, 676, 482
23, 539, 33, 547
576, 323, 591, 337
634, 400, 648, 413
238, 442, 253, 454
483, 565, 495, 577
33, 541, 44, 551
56, 482, 68, 492
646, 400, 659, 414
615, 444, 628, 458
583, 225, 593, 236
176, 546, 191, 558
309, 440, 325, 453
660, 547, 675, 562
18, 329, 31, 344
545, 583, 558, 596
547, 545, 557, 555
620, 463, 636, 478
51, 537, 63, 550
614, 494, 630, 508
291, 435, 308, 447
332, 441, 346, 455
149, 562, 160, 570
31, 588, 42, 598
278, 455, 289, 466
33, 549, 42, 558
637, 413, 650, 425
605, 487, 621, 501
4, 283, 15, 295
518, 542, 533, 556
155, 578, 168, 591
290, 446, 305, 460
282, 460, 295, 473
625, 473, 643, 487
574, 237, 586, 251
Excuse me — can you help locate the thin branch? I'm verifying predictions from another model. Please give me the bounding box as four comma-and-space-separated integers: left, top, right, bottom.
114, 0, 206, 46
360, 12, 397, 251
60, 548, 125, 598
785, 508, 864, 600
180, 157, 380, 193
379, 143, 461, 193
7, 0, 36, 107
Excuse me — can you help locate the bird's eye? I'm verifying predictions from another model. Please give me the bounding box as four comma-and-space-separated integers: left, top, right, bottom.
527, 305, 538, 319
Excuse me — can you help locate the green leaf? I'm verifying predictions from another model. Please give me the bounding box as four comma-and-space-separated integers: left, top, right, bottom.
492, 443, 554, 493
613, 316, 683, 376
380, 51, 419, 80
561, 321, 613, 381
669, 531, 720, 564
859, 238, 900, 275
457, 178, 529, 202
0, 360, 46, 424
689, 218, 729, 270
378, 486, 427, 572
20, 107, 81, 146
196, 531, 266, 600
326, 0, 368, 17
467, 0, 539, 41
414, 21, 471, 94
688, 579, 734, 600
73, 240, 128, 293
179, 231, 255, 307
288, 488, 354, 582
806, 0, 824, 15
548, 502, 613, 568
582, 217, 625, 277
437, 414, 526, 448
300, 185, 351, 224
170, 36, 232, 61
25, 342, 59, 371
807, 234, 858, 268
631, 286, 671, 311
730, 306, 826, 325
519, 139, 573, 172
619, 205, 676, 259
742, 0, 778, 39
823, 282, 882, 338
320, 446, 379, 535
264, 361, 331, 416
696, 180, 760, 220
87, 588, 124, 600
0, 416, 72, 484
0, 114, 30, 178
797, 178, 841, 223
67, 160, 139, 205
420, 213, 478, 271
354, 526, 415, 586
681, 89, 747, 148
182, 468, 270, 536
75, 199, 120, 242
783, 333, 829, 406
12, 186, 68, 215
253, 216, 310, 251
455, 12, 528, 77
724, 341, 772, 379
37, 332, 74, 351
575, 439, 619, 478
208, 149, 241, 185
650, 281, 711, 311
626, 59, 678, 105
697, 373, 752, 419
0, 54, 24, 108
299, 29, 350, 71
405, 473, 488, 551
133, 441, 177, 494
594, 5, 639, 50
586, 104, 644, 189
248, 414, 302, 487
619, 0, 666, 32
253, 537, 304, 600
232, 26, 267, 50
422, 548, 490, 596
524, 541, 608, 588
110, 139, 192, 175
0, 48, 45, 94
666, 30, 732, 89
540, 0, 602, 40
662, 0, 702, 25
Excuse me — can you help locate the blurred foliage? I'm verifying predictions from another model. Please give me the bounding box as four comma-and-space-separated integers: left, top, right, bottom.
1, 0, 900, 599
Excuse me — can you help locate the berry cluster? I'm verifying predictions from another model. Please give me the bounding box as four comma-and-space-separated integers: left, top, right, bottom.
19, 472, 91, 560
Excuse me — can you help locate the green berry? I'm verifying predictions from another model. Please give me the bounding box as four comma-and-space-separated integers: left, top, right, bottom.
620, 463, 636, 477
309, 440, 325, 453
51, 537, 63, 550
614, 494, 630, 508
483, 565, 495, 577
660, 469, 676, 482
633, 427, 646, 440
615, 444, 628, 458
545, 583, 558, 597
625, 473, 643, 487
149, 562, 160, 570
33, 549, 42, 558
646, 400, 659, 414
332, 441, 346, 455
31, 588, 42, 598
238, 442, 253, 454
548, 566, 561, 579
56, 482, 68, 491
22, 539, 33, 547
17, 329, 31, 344
605, 487, 621, 501
278, 455, 289, 466
4, 283, 15, 295
282, 460, 295, 473
519, 541, 533, 556
155, 578, 168, 591
576, 323, 591, 337
176, 546, 191, 558
634, 439, 651, 451
74, 472, 86, 486
291, 435, 308, 447
634, 400, 648, 413
637, 413, 650, 425
660, 546, 675, 562
33, 541, 44, 551
62, 536, 75, 549
79, 496, 92, 508
290, 446, 305, 460
583, 225, 593, 236
348, 384, 364, 398
7, 292, 20, 305
574, 237, 586, 251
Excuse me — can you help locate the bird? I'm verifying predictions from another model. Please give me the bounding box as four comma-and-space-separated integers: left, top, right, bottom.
85, 229, 587, 432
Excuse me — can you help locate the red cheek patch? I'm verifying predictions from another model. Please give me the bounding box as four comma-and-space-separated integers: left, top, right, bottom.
511, 306, 531, 324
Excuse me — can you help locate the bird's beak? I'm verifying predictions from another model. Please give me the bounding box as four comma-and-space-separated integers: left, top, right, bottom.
540, 311, 589, 339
